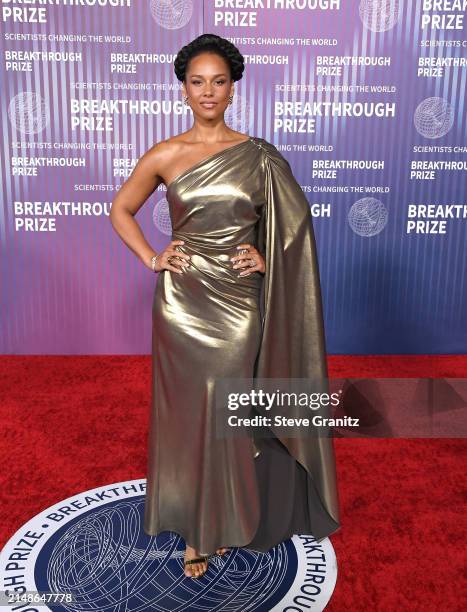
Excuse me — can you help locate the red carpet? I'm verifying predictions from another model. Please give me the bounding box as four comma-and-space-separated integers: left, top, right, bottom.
1, 355, 465, 611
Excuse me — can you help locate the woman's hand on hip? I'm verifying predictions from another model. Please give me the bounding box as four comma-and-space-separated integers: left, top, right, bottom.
230, 244, 265, 277
153, 240, 191, 274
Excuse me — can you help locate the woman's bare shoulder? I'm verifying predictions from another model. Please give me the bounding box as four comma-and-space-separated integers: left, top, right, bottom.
141, 132, 255, 178
141, 137, 184, 175
144, 136, 183, 163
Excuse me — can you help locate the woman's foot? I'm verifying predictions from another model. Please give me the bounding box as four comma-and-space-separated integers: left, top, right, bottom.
184, 545, 209, 578
216, 547, 229, 556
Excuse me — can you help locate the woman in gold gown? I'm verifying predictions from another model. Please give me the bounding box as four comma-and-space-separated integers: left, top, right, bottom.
110, 34, 340, 580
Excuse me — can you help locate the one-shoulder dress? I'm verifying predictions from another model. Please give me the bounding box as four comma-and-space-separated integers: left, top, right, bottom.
143, 135, 340, 555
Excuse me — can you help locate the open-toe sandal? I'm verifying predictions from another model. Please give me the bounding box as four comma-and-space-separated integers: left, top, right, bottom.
184, 555, 209, 579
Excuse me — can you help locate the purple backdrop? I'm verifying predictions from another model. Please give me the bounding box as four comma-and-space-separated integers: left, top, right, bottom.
1, 1, 466, 354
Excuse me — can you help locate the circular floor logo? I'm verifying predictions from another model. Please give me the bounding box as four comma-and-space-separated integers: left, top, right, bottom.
0, 480, 337, 611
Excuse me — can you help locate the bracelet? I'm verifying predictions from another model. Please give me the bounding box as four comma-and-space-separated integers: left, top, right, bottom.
151, 253, 160, 272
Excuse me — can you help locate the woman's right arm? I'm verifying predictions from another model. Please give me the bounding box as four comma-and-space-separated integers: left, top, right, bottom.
109, 144, 188, 273
109, 145, 163, 270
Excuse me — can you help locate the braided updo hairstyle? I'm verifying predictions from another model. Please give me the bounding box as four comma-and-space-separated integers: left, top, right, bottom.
174, 34, 245, 83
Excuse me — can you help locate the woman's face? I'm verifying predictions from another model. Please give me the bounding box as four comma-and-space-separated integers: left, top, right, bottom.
182, 52, 234, 120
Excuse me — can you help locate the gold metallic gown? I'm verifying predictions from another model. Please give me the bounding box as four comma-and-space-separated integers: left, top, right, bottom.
143, 136, 340, 555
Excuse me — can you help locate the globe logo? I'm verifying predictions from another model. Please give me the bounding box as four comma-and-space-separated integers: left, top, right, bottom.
359, 0, 401, 32
0, 480, 338, 611
414, 97, 455, 139
348, 197, 388, 236
224, 94, 253, 133
150, 0, 193, 30
153, 196, 172, 235
8, 91, 49, 134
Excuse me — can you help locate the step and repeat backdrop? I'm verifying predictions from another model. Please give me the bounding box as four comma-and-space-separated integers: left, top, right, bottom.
1, 1, 466, 354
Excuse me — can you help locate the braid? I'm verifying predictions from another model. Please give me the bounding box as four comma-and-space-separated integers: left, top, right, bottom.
174, 34, 245, 82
